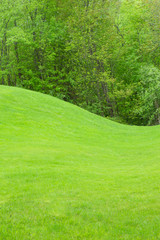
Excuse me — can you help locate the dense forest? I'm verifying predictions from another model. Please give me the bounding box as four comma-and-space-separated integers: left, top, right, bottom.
0, 0, 160, 125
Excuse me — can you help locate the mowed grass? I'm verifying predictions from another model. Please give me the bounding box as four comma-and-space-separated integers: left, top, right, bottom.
0, 86, 160, 240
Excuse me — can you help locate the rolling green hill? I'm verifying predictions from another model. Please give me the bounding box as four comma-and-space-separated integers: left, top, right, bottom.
0, 85, 160, 240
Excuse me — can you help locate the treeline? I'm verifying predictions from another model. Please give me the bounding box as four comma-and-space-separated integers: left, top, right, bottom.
0, 0, 160, 125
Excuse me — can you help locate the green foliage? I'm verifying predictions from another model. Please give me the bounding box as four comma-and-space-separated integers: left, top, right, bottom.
0, 0, 160, 125
0, 0, 73, 100
135, 65, 160, 125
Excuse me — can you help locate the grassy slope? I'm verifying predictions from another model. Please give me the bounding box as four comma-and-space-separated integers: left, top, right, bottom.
0, 85, 160, 240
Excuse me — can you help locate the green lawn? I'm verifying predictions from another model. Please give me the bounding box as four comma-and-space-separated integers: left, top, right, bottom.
0, 85, 160, 240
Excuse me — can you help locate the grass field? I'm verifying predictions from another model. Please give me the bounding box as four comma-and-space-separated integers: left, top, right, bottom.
0, 85, 160, 240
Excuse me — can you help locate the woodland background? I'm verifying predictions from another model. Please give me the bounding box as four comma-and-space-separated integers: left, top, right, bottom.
0, 0, 160, 125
